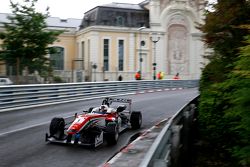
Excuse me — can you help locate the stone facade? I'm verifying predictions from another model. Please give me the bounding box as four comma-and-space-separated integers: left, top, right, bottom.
76, 0, 206, 81
0, 0, 206, 82
148, 0, 206, 79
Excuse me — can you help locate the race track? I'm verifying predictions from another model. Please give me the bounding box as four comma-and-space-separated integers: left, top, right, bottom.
0, 88, 198, 167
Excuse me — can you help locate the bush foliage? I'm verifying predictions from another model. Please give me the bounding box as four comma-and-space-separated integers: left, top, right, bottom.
199, 0, 250, 166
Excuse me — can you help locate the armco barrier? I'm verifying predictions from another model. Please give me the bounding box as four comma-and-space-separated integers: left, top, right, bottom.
104, 95, 199, 167
0, 79, 198, 111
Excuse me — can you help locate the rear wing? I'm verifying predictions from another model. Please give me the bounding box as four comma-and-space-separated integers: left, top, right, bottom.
102, 97, 132, 106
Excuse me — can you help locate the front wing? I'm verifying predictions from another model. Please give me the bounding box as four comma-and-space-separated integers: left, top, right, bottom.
45, 131, 104, 148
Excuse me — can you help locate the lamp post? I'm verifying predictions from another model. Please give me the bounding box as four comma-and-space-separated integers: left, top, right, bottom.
137, 26, 146, 79
92, 63, 97, 82
150, 33, 160, 80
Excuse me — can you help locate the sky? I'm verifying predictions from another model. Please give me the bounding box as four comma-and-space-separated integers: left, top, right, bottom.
0, 0, 145, 19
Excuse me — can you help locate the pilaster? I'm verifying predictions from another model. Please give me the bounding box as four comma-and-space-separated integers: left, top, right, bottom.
128, 33, 136, 71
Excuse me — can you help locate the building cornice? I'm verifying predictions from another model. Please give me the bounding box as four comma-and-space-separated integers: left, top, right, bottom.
77, 26, 150, 36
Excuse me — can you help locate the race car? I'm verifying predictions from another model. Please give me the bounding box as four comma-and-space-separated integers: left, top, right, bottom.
45, 97, 142, 147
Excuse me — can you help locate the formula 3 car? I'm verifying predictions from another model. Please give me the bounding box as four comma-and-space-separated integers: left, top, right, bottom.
45, 97, 142, 147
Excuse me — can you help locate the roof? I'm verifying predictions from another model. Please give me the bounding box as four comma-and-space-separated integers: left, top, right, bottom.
139, 0, 150, 6
85, 2, 147, 14
100, 2, 145, 10
0, 13, 11, 24
80, 2, 149, 29
46, 17, 81, 29
0, 13, 81, 30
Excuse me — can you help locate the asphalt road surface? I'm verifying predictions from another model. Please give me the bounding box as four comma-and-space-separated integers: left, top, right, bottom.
0, 88, 198, 167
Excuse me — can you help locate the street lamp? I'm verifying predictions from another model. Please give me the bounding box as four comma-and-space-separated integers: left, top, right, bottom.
92, 63, 97, 82
150, 33, 160, 80
137, 26, 146, 79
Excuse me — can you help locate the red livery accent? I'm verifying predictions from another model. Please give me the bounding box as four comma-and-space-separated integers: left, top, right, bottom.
67, 114, 107, 135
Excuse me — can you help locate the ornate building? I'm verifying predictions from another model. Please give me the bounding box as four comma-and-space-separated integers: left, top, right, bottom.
76, 0, 206, 81
0, 0, 206, 82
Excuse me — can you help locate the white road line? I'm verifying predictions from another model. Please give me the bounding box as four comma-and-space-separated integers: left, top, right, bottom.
0, 122, 50, 136
0, 114, 74, 136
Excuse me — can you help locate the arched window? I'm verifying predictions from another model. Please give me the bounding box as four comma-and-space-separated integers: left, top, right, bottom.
50, 47, 64, 70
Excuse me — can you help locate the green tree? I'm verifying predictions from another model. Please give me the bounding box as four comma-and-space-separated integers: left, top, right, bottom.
0, 0, 62, 77
225, 34, 250, 165
200, 0, 249, 84
198, 0, 250, 166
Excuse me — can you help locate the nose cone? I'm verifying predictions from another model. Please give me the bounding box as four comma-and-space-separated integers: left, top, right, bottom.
67, 116, 87, 134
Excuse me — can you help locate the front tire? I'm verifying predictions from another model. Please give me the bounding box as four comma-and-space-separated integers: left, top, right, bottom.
49, 117, 65, 140
106, 122, 119, 145
130, 111, 142, 129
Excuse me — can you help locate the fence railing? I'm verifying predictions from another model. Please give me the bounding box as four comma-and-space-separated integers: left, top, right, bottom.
104, 95, 199, 167
0, 79, 199, 111
103, 94, 199, 167
139, 95, 199, 167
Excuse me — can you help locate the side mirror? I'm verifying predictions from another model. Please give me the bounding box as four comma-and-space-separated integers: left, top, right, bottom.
117, 105, 126, 113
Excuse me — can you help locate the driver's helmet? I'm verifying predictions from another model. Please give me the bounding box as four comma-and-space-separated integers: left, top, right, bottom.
99, 105, 108, 113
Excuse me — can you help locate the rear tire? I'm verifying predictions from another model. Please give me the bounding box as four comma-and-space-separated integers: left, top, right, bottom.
106, 122, 119, 145
49, 117, 65, 140
130, 111, 142, 129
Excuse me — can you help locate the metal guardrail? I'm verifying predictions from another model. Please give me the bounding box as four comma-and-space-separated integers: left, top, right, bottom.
0, 79, 199, 111
103, 94, 199, 167
139, 95, 199, 167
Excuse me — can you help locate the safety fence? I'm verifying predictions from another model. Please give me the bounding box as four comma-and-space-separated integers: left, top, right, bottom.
0, 79, 198, 111
104, 95, 199, 167
140, 95, 199, 167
